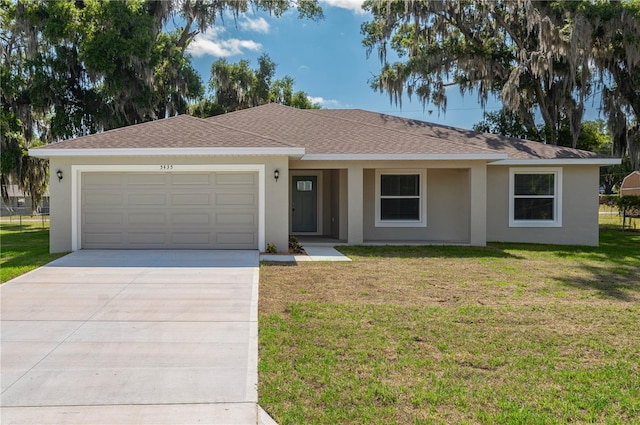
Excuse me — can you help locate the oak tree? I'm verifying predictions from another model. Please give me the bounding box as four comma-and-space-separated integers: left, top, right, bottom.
1, 0, 322, 209
362, 0, 640, 168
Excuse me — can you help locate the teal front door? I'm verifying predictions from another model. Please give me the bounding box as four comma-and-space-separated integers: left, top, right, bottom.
292, 176, 318, 232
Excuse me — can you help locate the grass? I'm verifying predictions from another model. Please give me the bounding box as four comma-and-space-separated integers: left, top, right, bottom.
0, 220, 67, 283
1, 213, 638, 422
259, 219, 640, 424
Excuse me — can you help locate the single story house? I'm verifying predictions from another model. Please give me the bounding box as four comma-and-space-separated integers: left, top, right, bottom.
30, 103, 620, 252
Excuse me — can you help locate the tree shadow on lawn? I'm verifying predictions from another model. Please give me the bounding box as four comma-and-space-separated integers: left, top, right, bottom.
0, 227, 50, 255
553, 228, 639, 301
554, 264, 639, 302
494, 226, 640, 265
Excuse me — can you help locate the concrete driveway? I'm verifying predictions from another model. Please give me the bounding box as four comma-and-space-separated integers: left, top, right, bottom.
0, 250, 259, 424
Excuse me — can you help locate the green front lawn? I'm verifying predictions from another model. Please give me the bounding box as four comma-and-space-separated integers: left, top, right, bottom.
1, 214, 638, 422
259, 224, 640, 424
0, 220, 67, 283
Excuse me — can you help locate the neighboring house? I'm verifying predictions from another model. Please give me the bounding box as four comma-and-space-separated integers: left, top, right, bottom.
620, 171, 640, 196
29, 103, 620, 253
0, 184, 50, 216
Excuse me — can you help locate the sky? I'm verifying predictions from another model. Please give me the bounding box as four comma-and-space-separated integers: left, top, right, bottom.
184, 0, 600, 131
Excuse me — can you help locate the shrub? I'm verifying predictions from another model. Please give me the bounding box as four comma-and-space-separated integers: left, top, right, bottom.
288, 236, 304, 254
617, 195, 640, 217
265, 243, 277, 254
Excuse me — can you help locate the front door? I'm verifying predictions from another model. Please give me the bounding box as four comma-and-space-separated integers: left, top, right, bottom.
292, 176, 317, 232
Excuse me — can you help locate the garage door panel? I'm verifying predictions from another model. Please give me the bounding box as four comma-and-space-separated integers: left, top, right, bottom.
84, 174, 123, 186
81, 172, 258, 249
171, 193, 211, 205
128, 194, 167, 206
216, 232, 255, 245
215, 173, 256, 185
84, 193, 123, 207
171, 213, 211, 225
126, 173, 166, 185
84, 212, 124, 225
215, 213, 255, 226
171, 173, 211, 185
171, 232, 210, 245
129, 212, 166, 225
84, 232, 124, 246
215, 193, 256, 206
127, 233, 166, 245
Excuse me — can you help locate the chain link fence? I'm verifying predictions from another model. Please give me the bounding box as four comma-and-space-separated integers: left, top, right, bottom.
0, 207, 50, 230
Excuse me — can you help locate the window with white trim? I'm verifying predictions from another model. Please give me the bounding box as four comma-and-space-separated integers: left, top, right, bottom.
375, 169, 427, 227
509, 168, 562, 227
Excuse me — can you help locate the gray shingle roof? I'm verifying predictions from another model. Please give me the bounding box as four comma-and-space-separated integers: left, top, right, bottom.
312, 109, 610, 160
37, 114, 297, 150
31, 103, 615, 161
208, 104, 499, 157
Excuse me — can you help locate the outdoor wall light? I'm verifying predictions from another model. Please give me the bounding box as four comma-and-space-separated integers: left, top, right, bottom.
274, 169, 280, 182
56, 170, 63, 182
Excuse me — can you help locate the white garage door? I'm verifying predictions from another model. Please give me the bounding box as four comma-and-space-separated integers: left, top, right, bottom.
81, 172, 258, 249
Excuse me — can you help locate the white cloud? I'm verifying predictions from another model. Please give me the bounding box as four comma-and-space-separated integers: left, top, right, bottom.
240, 17, 270, 34
308, 96, 342, 108
187, 28, 262, 58
320, 0, 366, 14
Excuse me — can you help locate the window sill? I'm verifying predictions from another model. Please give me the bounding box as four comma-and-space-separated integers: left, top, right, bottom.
509, 220, 562, 228
375, 220, 427, 228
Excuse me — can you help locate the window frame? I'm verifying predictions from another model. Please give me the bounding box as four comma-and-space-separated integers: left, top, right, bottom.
375, 169, 427, 227
509, 167, 563, 228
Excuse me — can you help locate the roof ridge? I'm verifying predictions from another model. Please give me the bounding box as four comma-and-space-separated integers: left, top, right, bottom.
314, 107, 494, 134
303, 108, 500, 154
205, 113, 302, 149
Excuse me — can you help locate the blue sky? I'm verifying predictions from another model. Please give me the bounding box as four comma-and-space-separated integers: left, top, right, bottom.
185, 0, 599, 130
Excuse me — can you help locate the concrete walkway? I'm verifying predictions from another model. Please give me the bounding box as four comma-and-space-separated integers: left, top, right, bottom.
260, 246, 351, 263
1, 250, 260, 424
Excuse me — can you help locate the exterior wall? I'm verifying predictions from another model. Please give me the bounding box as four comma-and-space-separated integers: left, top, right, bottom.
339, 169, 349, 241
48, 155, 289, 253
362, 168, 471, 242
329, 169, 343, 239
322, 171, 332, 235
486, 165, 600, 246
347, 165, 364, 243
49, 158, 73, 253
266, 157, 289, 252
469, 164, 488, 246
290, 160, 487, 245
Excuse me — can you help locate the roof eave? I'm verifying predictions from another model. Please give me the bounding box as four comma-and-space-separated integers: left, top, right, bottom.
491, 158, 622, 166
28, 147, 306, 158
300, 154, 508, 161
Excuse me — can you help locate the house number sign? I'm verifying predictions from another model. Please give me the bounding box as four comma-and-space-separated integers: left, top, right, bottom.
159, 165, 174, 170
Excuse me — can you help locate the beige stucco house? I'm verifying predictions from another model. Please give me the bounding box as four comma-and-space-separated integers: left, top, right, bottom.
29, 103, 620, 253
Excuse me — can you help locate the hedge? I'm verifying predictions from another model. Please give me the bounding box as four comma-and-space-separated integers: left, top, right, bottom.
617, 195, 640, 212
